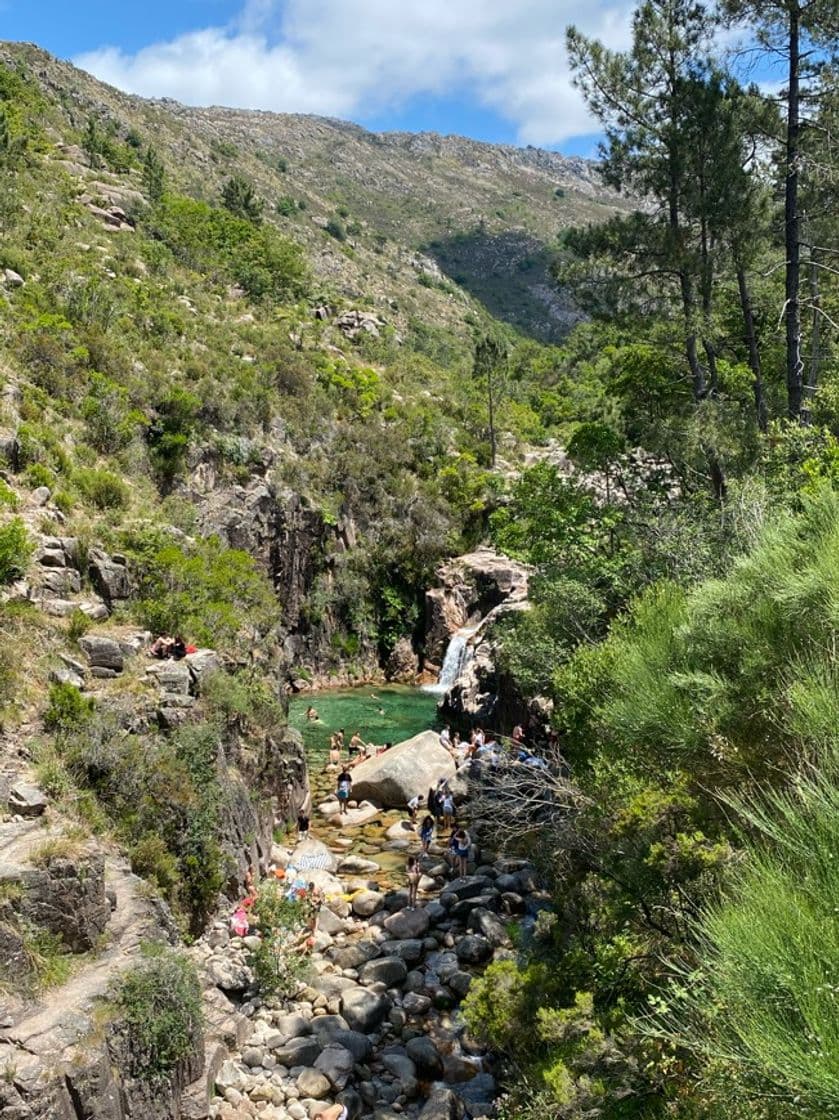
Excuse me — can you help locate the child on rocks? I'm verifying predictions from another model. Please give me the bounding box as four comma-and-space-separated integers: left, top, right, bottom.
336, 769, 352, 816
419, 814, 435, 855
406, 855, 421, 909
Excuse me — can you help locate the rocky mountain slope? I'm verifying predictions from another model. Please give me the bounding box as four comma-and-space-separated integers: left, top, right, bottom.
7, 41, 625, 342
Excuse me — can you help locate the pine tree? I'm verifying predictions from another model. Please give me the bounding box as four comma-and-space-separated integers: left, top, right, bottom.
142, 146, 165, 204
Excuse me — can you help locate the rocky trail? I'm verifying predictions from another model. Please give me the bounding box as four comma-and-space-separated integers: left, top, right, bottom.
193, 756, 544, 1120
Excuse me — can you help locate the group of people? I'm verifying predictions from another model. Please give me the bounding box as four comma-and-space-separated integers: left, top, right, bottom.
229, 863, 325, 955
149, 633, 193, 660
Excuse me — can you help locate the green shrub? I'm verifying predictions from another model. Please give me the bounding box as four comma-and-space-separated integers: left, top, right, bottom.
276, 195, 297, 217
248, 880, 309, 996
461, 959, 529, 1050
325, 217, 347, 242
145, 194, 307, 302
0, 478, 18, 509
43, 681, 94, 734
656, 742, 839, 1116
145, 386, 200, 486
67, 608, 92, 642
109, 945, 203, 1082
221, 175, 263, 223
130, 833, 180, 893
124, 530, 277, 647
74, 467, 129, 510
0, 517, 32, 583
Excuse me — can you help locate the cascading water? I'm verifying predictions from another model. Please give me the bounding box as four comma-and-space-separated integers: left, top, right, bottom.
424, 625, 479, 694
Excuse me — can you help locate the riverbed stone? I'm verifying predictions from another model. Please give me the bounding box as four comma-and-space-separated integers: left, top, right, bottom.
406, 1036, 444, 1080
340, 987, 391, 1032
349, 731, 456, 807
352, 890, 384, 917
383, 907, 430, 940
332, 1029, 373, 1062
314, 1043, 355, 1090
273, 1037, 321, 1067
309, 1014, 350, 1047
379, 938, 423, 963
456, 935, 493, 964
296, 1068, 331, 1099
467, 907, 510, 947
358, 956, 408, 987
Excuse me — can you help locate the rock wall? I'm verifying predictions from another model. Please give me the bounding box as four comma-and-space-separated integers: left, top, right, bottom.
190, 470, 379, 688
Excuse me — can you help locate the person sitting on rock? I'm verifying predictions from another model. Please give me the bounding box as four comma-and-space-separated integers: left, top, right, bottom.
348, 730, 366, 758
170, 635, 187, 660
149, 634, 175, 659
336, 769, 352, 815
407, 792, 424, 823
406, 855, 421, 910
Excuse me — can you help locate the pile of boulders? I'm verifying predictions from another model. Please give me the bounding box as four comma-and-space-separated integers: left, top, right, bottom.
193, 833, 544, 1120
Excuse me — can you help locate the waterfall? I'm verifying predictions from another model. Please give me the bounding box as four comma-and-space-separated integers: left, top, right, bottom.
424, 625, 478, 694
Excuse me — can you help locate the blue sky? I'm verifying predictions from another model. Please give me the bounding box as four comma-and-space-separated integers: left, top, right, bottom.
1, 0, 633, 154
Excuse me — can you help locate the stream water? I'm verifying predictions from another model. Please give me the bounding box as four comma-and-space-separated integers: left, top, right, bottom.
289, 685, 440, 766
288, 685, 441, 886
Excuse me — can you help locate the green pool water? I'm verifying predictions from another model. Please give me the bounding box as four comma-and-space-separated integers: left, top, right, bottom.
288, 684, 440, 766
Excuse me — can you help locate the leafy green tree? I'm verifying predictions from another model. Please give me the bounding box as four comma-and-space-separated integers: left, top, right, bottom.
82, 116, 101, 169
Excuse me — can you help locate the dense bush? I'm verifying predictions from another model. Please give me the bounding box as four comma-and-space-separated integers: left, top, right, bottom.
43, 681, 95, 733
123, 530, 277, 647
110, 944, 203, 1082
145, 194, 307, 301
74, 466, 129, 510
657, 743, 839, 1117
0, 517, 33, 583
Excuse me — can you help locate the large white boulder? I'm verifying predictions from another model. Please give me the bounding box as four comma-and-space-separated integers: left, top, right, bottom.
348, 731, 455, 808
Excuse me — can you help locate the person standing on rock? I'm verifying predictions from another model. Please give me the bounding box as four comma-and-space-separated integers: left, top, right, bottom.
439, 724, 451, 750
454, 827, 471, 876
420, 814, 435, 855
407, 792, 424, 823
297, 811, 310, 841
327, 733, 340, 770
406, 855, 421, 909
337, 768, 352, 815
442, 789, 456, 830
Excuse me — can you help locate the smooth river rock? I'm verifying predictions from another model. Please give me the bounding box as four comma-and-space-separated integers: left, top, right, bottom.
348, 731, 456, 807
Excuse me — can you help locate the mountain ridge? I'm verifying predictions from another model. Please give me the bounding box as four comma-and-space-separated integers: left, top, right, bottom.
2, 39, 626, 341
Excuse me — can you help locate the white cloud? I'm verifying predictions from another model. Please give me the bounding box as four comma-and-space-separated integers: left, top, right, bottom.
74, 0, 635, 146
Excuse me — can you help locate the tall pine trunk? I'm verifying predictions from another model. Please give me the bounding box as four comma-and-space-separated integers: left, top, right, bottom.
736, 263, 767, 431
785, 2, 803, 419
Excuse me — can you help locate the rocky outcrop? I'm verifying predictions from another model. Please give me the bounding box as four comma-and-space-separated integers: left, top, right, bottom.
19, 852, 111, 952
191, 475, 379, 686
348, 731, 455, 808
424, 547, 530, 668
384, 636, 418, 683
